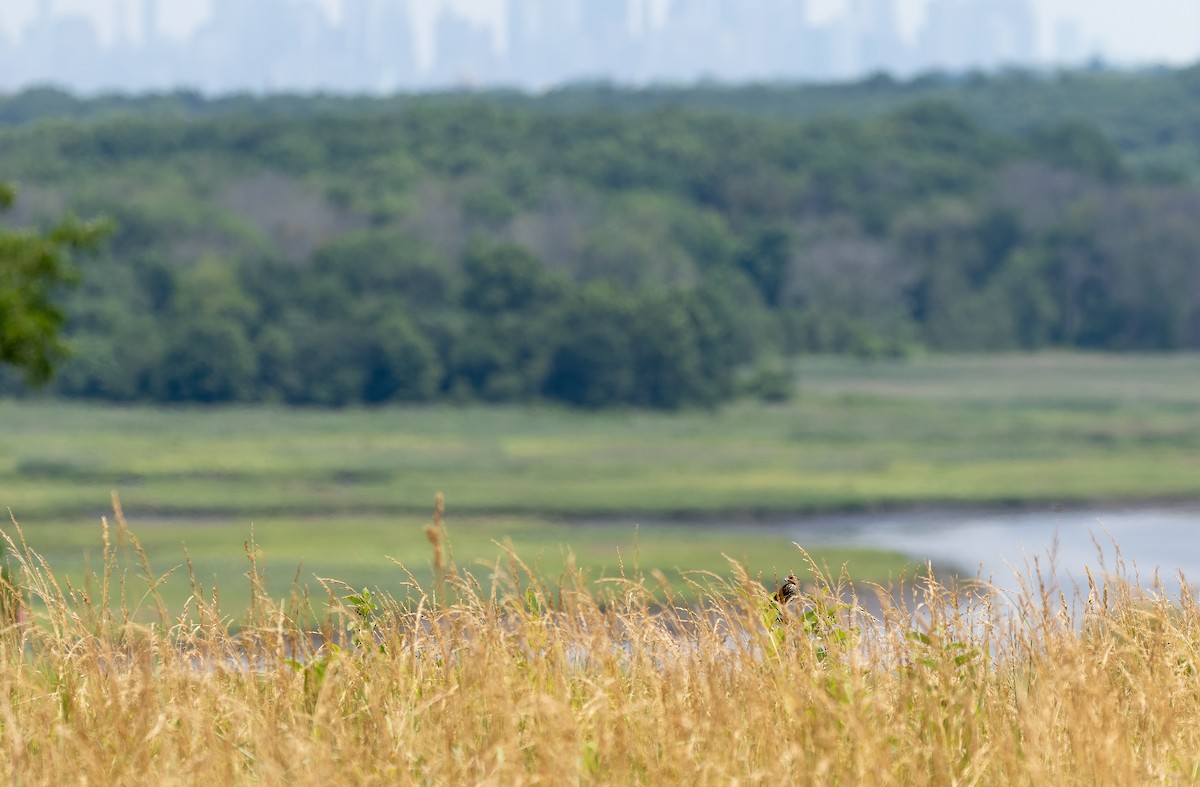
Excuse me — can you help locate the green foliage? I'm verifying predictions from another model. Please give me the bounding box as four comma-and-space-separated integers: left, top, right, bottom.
310, 231, 450, 307
627, 291, 707, 409
737, 226, 792, 307
1026, 120, 1125, 182
743, 364, 795, 403
344, 587, 385, 653
461, 241, 561, 315
0, 184, 111, 384
159, 320, 259, 403
3, 78, 1200, 408
362, 313, 442, 404
542, 285, 636, 408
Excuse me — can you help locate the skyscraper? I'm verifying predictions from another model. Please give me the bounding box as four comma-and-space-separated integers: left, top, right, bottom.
48, 15, 103, 91
506, 0, 631, 85
851, 0, 905, 74
919, 0, 976, 72
342, 0, 373, 86
579, 0, 628, 32
431, 6, 499, 87
0, 19, 11, 92
372, 0, 418, 90
918, 0, 1036, 72
769, 0, 813, 77
345, 0, 370, 52
507, 0, 544, 83
1054, 19, 1085, 65
113, 0, 130, 46
141, 0, 157, 49
191, 0, 296, 92
20, 0, 57, 84
653, 0, 724, 79
577, 0, 634, 78
540, 0, 587, 81
988, 0, 1036, 65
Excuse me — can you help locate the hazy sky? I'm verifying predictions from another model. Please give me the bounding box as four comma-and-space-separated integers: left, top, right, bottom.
2, 0, 1198, 67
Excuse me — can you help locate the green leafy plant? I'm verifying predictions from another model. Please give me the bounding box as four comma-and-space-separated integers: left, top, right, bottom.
0, 183, 112, 384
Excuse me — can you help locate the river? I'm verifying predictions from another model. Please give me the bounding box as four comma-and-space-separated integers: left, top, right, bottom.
793, 504, 1200, 590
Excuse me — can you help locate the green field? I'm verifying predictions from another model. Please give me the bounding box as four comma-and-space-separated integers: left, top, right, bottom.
4, 511, 906, 615
4, 353, 1200, 612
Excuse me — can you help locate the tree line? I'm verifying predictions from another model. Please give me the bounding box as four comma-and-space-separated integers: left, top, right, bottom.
4, 65, 1199, 178
2, 85, 1198, 407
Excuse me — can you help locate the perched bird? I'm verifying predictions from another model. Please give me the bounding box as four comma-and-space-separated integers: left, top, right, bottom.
774, 574, 800, 605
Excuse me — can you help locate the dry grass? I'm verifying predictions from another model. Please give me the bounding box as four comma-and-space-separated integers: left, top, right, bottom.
1, 500, 1199, 785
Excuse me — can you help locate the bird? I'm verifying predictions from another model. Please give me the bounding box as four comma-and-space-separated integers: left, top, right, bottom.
773, 574, 800, 606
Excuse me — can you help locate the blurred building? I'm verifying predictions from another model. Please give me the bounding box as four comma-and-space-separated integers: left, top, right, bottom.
15, 6, 105, 92
507, 0, 637, 86
0, 0, 1127, 95
333, 0, 418, 91
373, 0, 419, 91
918, 0, 1036, 72
189, 0, 297, 91
852, 0, 907, 75
430, 7, 500, 88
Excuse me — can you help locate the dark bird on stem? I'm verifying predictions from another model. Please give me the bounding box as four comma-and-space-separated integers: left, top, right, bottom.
774, 574, 800, 605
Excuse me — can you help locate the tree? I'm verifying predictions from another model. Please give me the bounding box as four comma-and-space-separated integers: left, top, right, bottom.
0, 183, 111, 384
1027, 121, 1125, 183
542, 284, 635, 408
736, 226, 791, 307
627, 291, 705, 410
362, 313, 442, 404
157, 320, 259, 403
461, 241, 562, 315
782, 235, 917, 355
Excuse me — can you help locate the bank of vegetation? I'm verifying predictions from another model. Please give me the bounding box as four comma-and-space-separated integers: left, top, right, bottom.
7, 354, 1200, 525
5, 354, 1200, 607
0, 508, 1197, 784
3, 68, 1200, 407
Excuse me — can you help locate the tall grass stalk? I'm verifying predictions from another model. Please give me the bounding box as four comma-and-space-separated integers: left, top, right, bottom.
1, 505, 1198, 784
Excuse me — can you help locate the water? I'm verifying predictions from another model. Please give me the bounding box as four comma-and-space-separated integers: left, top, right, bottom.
794, 505, 1200, 590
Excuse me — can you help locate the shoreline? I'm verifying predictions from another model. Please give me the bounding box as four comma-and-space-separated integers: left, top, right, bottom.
15, 494, 1200, 530
558, 495, 1200, 529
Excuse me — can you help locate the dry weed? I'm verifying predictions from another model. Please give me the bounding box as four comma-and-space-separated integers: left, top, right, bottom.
0, 502, 1198, 785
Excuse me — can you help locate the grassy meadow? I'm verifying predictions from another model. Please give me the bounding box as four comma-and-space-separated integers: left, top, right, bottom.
3, 353, 1200, 613
2, 353, 1200, 783
0, 527, 1196, 784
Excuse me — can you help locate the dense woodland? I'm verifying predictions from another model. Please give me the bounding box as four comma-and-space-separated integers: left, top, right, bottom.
2, 66, 1200, 408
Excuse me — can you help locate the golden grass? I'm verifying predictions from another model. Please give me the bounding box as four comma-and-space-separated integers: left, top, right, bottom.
1, 500, 1199, 785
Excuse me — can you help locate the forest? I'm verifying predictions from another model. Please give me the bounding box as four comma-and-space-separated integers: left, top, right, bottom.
2, 65, 1200, 408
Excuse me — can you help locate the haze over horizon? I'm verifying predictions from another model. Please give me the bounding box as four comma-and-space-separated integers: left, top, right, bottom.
0, 0, 1197, 94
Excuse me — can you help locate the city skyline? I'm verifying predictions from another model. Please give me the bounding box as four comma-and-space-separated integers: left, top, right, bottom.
0, 0, 1197, 95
